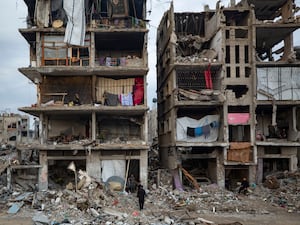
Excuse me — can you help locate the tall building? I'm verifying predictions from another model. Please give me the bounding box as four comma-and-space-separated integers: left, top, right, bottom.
156, 0, 300, 188
18, 0, 149, 190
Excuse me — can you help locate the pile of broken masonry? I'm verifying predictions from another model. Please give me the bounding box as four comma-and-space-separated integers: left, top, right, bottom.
0, 147, 300, 225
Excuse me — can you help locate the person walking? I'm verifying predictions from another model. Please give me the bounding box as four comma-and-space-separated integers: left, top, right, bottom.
137, 184, 146, 210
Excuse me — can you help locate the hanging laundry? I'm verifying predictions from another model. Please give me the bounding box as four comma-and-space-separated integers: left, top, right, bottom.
187, 124, 210, 138
64, 0, 86, 46
120, 93, 133, 106
202, 124, 211, 137
104, 92, 119, 106
133, 78, 144, 105
204, 64, 213, 89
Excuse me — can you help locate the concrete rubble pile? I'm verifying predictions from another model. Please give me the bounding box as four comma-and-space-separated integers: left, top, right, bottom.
0, 144, 18, 176
175, 35, 218, 63
1, 173, 250, 225
0, 147, 300, 224
260, 171, 300, 212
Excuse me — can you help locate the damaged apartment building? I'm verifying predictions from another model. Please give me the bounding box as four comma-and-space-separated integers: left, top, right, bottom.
156, 0, 300, 189
18, 0, 149, 190
0, 113, 30, 145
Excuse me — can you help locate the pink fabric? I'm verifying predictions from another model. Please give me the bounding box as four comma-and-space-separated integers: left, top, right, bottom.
228, 113, 250, 125
133, 78, 144, 105
204, 64, 213, 89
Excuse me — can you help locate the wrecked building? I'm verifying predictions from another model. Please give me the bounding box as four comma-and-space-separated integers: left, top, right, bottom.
0, 113, 30, 145
156, 0, 300, 189
18, 0, 149, 190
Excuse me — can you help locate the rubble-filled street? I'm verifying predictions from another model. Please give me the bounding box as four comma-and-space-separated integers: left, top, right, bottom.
1, 147, 300, 225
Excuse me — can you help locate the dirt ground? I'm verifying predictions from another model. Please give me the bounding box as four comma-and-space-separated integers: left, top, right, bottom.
0, 202, 299, 225
0, 212, 299, 225
200, 211, 300, 225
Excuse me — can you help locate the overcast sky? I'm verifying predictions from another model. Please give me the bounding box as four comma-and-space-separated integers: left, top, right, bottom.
1, 0, 299, 117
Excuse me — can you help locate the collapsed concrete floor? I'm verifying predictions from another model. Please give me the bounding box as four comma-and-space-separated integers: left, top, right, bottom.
0, 146, 300, 225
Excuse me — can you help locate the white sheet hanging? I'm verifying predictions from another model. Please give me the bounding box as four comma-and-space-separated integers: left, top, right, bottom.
101, 160, 126, 182
63, 0, 86, 46
176, 115, 220, 142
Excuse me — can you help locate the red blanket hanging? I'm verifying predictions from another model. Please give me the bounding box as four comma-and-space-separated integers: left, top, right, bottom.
204, 64, 213, 89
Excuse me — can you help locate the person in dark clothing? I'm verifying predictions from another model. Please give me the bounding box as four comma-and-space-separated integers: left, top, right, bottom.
238, 177, 249, 194
128, 174, 136, 193
137, 184, 146, 210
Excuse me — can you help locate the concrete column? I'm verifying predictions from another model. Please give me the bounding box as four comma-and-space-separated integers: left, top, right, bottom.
86, 151, 101, 181
44, 114, 49, 143
92, 111, 96, 141
39, 113, 44, 144
257, 158, 263, 184
38, 150, 48, 191
92, 75, 96, 104
36, 32, 41, 66
216, 149, 225, 187
282, 0, 293, 60
290, 155, 298, 172
90, 32, 95, 67
139, 149, 148, 189
248, 165, 257, 185
144, 113, 148, 143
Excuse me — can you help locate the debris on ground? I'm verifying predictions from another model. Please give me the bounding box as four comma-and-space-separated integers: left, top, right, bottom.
0, 144, 300, 224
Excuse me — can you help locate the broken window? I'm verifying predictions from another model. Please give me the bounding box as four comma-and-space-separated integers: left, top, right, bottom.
245, 67, 251, 78
175, 13, 205, 36
224, 10, 249, 26
8, 123, 17, 129
226, 85, 248, 98
235, 29, 248, 39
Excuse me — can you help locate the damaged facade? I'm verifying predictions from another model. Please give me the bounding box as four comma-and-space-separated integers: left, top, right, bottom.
156, 0, 300, 189
18, 0, 149, 191
0, 113, 30, 145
